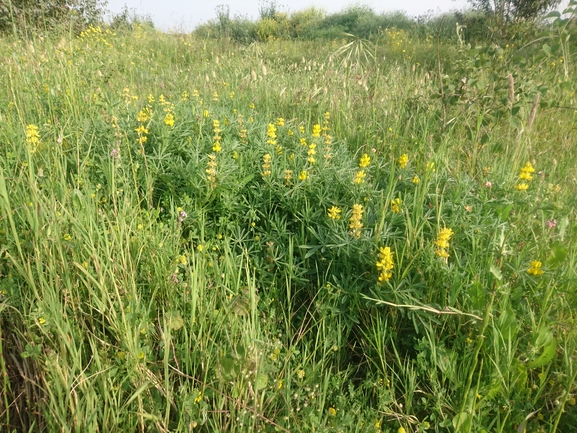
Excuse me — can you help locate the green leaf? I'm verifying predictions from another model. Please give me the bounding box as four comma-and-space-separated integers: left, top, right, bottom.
542, 43, 551, 55
546, 241, 567, 268
452, 412, 472, 432
558, 216, 569, 240
230, 296, 250, 316
167, 310, 184, 330
544, 11, 561, 19
220, 357, 237, 381
489, 264, 502, 281
255, 373, 268, 390
528, 327, 557, 369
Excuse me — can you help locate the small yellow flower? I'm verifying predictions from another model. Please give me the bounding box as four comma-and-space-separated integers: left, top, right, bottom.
328, 206, 342, 220
397, 428, 406, 433
312, 124, 321, 138
398, 154, 408, 169
514, 183, 529, 191
137, 108, 152, 123
527, 260, 543, 276
519, 161, 535, 181
277, 379, 283, 390
164, 112, 175, 127
328, 407, 337, 416
213, 142, 222, 152
435, 227, 454, 258
359, 153, 370, 168
63, 233, 72, 241
349, 204, 364, 237
296, 369, 305, 379
179, 255, 187, 265
277, 117, 285, 126
299, 171, 308, 181
376, 246, 394, 282
354, 170, 366, 184
197, 244, 204, 252
391, 198, 402, 213
412, 175, 420, 184
284, 169, 293, 185
134, 125, 148, 135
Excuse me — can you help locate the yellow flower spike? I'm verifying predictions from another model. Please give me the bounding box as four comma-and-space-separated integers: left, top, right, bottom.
519, 161, 535, 181
412, 175, 420, 184
298, 170, 308, 181
354, 170, 366, 184
398, 154, 408, 169
359, 153, 371, 168
349, 204, 364, 237
137, 108, 152, 123
327, 206, 341, 220
25, 124, 41, 153
164, 112, 175, 127
135, 125, 148, 134
262, 154, 272, 178
527, 260, 543, 276
391, 198, 402, 213
435, 227, 454, 258
376, 246, 394, 283
312, 124, 321, 138
514, 183, 529, 191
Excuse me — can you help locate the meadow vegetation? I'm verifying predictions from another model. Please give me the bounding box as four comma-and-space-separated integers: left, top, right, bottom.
1, 2, 577, 432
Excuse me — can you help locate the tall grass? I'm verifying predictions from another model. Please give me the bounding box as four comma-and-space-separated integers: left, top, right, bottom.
0, 17, 576, 432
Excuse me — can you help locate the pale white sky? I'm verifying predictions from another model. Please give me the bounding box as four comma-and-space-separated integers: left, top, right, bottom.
104, 0, 471, 32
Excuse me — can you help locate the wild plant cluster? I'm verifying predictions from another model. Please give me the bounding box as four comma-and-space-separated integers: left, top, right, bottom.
0, 4, 576, 432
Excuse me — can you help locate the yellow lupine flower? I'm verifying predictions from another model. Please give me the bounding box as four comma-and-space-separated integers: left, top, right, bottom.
391, 198, 402, 213
328, 206, 341, 220
527, 260, 543, 276
354, 170, 366, 184
164, 112, 175, 127
312, 124, 321, 138
376, 246, 394, 282
398, 154, 408, 169
359, 153, 370, 168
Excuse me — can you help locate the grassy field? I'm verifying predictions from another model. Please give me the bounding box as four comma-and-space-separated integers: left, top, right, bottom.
0, 15, 576, 433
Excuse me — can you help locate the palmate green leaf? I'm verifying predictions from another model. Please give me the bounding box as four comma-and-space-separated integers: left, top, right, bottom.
255, 373, 268, 390
527, 326, 557, 369
546, 240, 567, 268
489, 264, 502, 281
167, 310, 184, 330
452, 412, 472, 432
